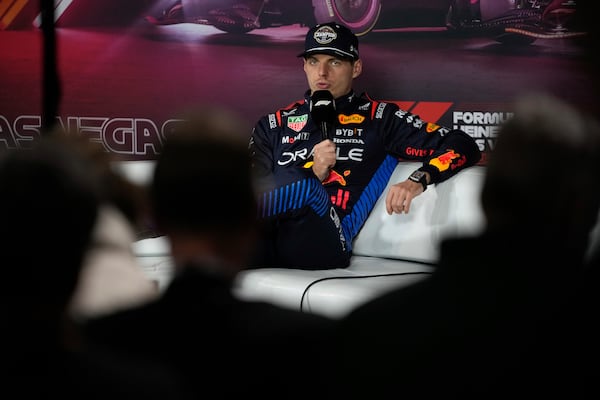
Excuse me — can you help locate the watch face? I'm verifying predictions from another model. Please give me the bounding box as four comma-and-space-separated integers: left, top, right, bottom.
409, 171, 426, 181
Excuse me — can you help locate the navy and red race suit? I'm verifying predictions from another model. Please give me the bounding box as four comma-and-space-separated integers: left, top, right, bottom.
249, 90, 481, 269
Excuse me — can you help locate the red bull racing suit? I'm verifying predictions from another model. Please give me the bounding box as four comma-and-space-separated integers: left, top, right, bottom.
249, 90, 481, 269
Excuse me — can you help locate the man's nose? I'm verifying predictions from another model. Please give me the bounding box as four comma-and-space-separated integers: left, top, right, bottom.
318, 63, 329, 76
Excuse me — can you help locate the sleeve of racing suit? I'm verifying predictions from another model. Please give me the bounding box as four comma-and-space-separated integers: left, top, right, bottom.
378, 102, 482, 184
249, 115, 277, 194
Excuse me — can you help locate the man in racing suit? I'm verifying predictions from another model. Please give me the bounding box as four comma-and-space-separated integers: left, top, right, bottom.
249, 22, 481, 270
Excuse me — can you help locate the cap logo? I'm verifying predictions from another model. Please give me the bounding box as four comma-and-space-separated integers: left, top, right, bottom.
314, 26, 337, 44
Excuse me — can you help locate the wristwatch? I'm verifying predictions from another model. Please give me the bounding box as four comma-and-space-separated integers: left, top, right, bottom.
408, 170, 428, 192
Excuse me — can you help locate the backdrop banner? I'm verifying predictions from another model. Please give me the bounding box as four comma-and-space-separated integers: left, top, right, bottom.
0, 1, 594, 163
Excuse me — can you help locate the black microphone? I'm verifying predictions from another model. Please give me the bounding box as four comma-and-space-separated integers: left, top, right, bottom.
310, 90, 336, 141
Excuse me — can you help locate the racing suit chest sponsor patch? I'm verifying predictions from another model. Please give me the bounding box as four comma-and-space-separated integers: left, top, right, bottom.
281, 114, 310, 144
338, 113, 365, 124
268, 113, 277, 129
333, 110, 369, 145
287, 114, 308, 132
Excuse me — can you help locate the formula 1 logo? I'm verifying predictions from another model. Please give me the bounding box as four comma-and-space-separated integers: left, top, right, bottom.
313, 99, 333, 108
390, 101, 453, 124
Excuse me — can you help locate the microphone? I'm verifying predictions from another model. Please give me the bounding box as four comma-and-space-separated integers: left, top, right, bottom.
310, 90, 336, 141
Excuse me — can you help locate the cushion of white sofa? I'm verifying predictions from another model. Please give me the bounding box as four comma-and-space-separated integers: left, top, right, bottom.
352, 161, 486, 263
133, 235, 171, 256
112, 159, 156, 187
132, 236, 174, 291
233, 256, 434, 319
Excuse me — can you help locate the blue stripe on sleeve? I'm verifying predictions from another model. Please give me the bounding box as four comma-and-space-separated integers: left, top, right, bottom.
342, 155, 398, 246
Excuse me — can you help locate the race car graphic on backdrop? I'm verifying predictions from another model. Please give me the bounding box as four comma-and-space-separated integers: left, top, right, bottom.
145, 0, 584, 44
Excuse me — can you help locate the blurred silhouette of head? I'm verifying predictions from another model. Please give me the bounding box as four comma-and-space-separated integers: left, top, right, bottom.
0, 137, 101, 330
151, 106, 257, 269
481, 92, 600, 260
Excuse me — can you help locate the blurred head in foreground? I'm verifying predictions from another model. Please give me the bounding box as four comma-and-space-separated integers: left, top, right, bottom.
481, 92, 600, 262
0, 137, 101, 339
151, 106, 257, 275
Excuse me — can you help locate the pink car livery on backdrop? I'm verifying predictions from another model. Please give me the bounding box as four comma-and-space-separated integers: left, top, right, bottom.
146, 0, 584, 44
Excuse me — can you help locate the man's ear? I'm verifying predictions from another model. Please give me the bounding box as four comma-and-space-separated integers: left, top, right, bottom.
352, 59, 363, 78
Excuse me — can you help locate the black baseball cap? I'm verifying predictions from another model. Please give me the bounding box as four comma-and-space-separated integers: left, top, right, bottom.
298, 22, 359, 61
